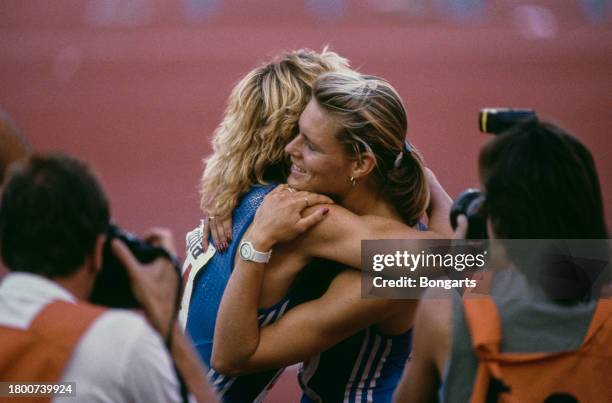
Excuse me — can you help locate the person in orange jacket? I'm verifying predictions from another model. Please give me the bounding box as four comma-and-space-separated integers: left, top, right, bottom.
0, 153, 214, 402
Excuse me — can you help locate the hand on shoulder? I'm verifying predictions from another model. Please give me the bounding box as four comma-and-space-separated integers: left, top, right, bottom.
248, 184, 334, 250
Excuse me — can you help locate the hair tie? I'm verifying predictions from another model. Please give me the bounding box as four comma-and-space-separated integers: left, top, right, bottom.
365, 80, 378, 91
393, 140, 414, 168
404, 140, 414, 154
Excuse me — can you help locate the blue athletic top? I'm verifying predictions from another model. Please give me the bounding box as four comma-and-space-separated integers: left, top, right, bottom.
296, 223, 425, 403
183, 186, 418, 402
184, 185, 294, 403
299, 320, 412, 403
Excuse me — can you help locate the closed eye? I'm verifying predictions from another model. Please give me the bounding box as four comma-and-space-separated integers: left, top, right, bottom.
300, 133, 318, 152
306, 139, 317, 151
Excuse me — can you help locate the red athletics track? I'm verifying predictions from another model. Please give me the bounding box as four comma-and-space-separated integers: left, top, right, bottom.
1, 1, 611, 400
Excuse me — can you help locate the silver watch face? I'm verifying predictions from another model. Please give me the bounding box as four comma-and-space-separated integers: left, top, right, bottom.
240, 242, 252, 259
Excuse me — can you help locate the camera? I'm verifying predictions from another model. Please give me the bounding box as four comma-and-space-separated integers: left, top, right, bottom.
479, 108, 537, 134
450, 189, 487, 239
450, 108, 538, 239
90, 223, 181, 309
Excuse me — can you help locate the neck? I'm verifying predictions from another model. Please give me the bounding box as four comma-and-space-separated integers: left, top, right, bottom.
53, 265, 95, 301
339, 179, 401, 220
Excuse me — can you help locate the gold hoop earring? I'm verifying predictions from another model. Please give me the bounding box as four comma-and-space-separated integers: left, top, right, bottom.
350, 176, 356, 187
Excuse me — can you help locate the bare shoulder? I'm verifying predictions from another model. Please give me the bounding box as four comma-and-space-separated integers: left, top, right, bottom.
319, 207, 440, 240
297, 204, 420, 243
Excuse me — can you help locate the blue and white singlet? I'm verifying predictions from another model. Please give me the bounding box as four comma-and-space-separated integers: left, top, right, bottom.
299, 321, 412, 403
295, 226, 422, 403
182, 185, 415, 402
182, 185, 294, 403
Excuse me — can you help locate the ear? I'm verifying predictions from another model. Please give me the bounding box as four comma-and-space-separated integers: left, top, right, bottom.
91, 234, 106, 275
350, 152, 376, 180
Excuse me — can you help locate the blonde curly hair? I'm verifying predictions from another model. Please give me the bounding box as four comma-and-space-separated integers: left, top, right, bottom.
199, 48, 350, 218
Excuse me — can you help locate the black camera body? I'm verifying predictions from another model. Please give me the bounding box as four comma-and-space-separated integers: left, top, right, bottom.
90, 223, 181, 308
450, 189, 487, 239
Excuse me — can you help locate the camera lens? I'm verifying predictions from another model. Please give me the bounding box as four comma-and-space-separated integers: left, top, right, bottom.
450, 189, 488, 239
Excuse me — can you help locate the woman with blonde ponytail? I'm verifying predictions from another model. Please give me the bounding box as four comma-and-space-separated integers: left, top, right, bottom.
211, 71, 453, 402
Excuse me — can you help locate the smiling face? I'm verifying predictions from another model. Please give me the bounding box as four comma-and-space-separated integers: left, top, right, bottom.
284, 99, 356, 197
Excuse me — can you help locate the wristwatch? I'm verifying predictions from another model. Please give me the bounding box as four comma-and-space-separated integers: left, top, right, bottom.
239, 240, 272, 263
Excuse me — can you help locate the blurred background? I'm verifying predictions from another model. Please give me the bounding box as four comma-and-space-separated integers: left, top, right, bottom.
1, 0, 611, 399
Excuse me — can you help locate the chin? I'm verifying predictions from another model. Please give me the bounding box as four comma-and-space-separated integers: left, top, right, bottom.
289, 182, 310, 192
288, 174, 321, 193
287, 175, 305, 189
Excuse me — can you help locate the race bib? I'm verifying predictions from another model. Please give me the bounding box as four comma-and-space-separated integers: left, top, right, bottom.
178, 222, 215, 330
